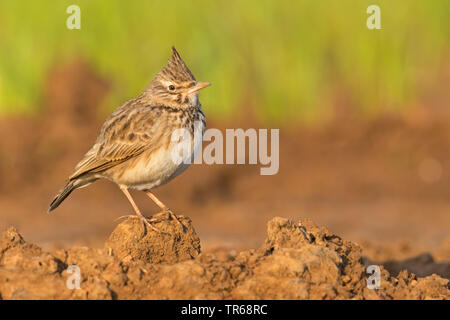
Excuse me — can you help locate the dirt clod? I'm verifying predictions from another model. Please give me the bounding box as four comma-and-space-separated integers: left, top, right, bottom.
105, 213, 201, 264
0, 217, 448, 300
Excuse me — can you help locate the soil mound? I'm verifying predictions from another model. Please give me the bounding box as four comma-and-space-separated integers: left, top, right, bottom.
105, 213, 201, 264
0, 217, 448, 299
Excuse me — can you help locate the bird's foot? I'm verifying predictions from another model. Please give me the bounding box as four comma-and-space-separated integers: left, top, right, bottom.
116, 214, 169, 234
160, 207, 186, 232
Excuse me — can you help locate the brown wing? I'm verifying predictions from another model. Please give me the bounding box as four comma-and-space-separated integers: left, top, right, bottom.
69, 105, 169, 180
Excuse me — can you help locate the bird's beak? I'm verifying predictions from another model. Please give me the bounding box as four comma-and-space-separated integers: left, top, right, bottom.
187, 81, 211, 94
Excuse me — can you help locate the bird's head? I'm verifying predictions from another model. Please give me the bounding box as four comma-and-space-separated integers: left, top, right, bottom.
143, 47, 211, 107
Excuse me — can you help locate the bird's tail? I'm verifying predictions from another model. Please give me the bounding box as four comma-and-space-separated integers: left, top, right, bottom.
48, 177, 96, 212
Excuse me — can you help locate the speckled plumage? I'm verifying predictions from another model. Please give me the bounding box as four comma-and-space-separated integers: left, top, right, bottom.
49, 47, 210, 225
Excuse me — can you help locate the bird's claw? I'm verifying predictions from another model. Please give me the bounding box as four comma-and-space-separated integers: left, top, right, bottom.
116, 214, 170, 234
161, 207, 186, 232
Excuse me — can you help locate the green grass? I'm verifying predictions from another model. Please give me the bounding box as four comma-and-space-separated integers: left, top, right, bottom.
0, 0, 448, 122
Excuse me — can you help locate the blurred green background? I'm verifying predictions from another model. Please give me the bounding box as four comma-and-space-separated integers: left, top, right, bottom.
0, 0, 448, 123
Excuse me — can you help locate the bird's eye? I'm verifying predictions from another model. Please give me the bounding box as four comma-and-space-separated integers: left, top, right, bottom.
168, 85, 175, 91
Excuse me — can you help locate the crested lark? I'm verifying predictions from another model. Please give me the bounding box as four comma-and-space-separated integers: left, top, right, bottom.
49, 47, 210, 232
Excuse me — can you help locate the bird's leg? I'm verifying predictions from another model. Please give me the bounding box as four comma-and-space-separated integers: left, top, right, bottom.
145, 191, 185, 231
119, 186, 167, 234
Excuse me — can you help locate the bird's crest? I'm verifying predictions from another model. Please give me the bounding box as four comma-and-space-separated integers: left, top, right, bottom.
157, 46, 196, 82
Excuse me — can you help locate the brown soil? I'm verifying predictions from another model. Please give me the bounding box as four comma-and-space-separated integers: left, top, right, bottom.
0, 58, 449, 299
0, 216, 448, 300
